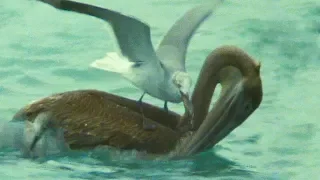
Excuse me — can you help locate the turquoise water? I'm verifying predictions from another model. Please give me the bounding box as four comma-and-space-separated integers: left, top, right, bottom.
1, 0, 319, 179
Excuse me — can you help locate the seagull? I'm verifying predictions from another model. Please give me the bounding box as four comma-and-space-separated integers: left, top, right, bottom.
37, 0, 224, 130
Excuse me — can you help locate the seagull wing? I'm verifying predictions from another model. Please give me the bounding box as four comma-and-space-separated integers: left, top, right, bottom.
156, 0, 224, 71
38, 0, 161, 66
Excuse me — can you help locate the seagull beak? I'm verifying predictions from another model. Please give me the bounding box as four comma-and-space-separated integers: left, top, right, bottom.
180, 91, 194, 118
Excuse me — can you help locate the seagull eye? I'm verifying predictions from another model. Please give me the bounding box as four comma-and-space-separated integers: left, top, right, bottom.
173, 79, 181, 87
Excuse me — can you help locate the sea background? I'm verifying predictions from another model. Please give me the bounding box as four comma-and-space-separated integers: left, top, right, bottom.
0, 0, 319, 179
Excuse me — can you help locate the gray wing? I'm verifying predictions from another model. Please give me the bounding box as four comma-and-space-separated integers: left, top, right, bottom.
156, 0, 224, 71
38, 0, 160, 66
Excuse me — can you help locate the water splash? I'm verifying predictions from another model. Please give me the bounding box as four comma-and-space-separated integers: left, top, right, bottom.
0, 120, 67, 158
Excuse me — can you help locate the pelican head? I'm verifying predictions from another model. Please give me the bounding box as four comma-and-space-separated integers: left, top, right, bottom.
172, 71, 194, 118
205, 77, 262, 148
178, 75, 263, 156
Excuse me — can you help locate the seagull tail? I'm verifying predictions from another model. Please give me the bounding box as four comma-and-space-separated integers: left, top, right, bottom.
90, 52, 134, 74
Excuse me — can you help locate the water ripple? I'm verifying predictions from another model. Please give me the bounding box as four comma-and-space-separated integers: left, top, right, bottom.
0, 0, 319, 179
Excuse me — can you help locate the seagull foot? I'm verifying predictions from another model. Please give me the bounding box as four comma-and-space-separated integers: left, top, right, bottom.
163, 101, 169, 113
137, 93, 156, 131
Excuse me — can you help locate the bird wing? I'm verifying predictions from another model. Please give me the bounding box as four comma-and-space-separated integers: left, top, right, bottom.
156, 0, 224, 71
38, 0, 161, 67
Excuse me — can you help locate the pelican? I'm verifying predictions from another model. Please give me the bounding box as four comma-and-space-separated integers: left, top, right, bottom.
36, 0, 224, 130
12, 46, 263, 158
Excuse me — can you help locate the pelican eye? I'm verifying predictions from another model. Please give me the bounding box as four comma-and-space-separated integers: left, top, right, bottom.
244, 101, 252, 112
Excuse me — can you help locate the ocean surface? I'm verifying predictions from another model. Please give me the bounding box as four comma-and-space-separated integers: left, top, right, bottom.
0, 0, 319, 179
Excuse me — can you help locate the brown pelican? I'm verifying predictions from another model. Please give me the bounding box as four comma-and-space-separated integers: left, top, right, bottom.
12, 45, 262, 158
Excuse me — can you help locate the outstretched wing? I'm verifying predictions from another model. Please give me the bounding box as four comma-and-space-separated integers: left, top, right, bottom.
156, 0, 224, 71
38, 0, 160, 66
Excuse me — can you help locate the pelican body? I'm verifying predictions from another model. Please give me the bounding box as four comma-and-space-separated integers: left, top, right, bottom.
12, 46, 263, 158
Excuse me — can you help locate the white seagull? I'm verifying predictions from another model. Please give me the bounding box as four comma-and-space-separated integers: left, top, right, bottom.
37, 0, 224, 130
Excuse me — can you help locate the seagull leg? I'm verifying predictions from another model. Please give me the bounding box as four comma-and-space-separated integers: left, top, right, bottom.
138, 93, 156, 130
163, 101, 169, 113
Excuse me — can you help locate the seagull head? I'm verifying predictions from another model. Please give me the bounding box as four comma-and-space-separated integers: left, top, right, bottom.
172, 71, 194, 117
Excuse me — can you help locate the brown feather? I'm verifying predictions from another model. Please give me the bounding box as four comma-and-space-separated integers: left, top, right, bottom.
13, 90, 181, 154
